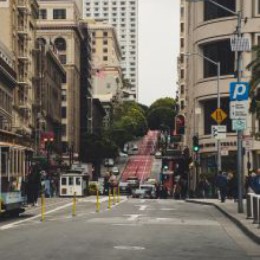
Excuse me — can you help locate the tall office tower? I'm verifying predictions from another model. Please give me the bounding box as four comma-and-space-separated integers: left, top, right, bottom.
177, 0, 260, 175
83, 0, 138, 100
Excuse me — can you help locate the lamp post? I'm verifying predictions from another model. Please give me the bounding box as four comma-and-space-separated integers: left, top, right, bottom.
190, 0, 243, 213
184, 53, 221, 173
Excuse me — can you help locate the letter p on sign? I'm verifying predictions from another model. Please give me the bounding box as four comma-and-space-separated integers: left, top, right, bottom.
229, 82, 249, 101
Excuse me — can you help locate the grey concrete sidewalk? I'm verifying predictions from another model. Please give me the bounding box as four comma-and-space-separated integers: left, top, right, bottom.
186, 198, 260, 244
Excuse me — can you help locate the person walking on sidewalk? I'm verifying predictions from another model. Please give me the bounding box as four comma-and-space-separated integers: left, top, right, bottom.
215, 171, 228, 203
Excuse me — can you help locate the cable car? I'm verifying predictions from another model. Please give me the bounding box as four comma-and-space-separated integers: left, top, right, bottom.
59, 170, 88, 197
0, 142, 31, 216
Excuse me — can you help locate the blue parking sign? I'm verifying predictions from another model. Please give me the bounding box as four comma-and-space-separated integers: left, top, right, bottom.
229, 82, 250, 101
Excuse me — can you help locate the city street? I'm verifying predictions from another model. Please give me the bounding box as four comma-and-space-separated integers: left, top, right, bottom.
0, 198, 259, 260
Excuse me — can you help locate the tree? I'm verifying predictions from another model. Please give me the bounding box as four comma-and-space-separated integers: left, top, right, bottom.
247, 45, 260, 115
146, 97, 177, 131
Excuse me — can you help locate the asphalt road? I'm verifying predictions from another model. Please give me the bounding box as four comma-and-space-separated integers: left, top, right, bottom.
0, 198, 260, 260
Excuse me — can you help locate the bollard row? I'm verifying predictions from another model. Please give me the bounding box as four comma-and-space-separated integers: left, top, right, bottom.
39, 186, 122, 223
246, 193, 260, 227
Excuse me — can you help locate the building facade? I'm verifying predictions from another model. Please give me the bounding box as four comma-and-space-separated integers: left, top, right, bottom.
0, 0, 39, 142
33, 39, 66, 155
88, 19, 123, 128
37, 0, 83, 156
178, 0, 260, 177
83, 0, 138, 100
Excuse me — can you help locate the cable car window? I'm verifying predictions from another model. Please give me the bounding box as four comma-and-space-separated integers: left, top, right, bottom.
76, 178, 81, 186
69, 177, 73, 185
61, 177, 67, 185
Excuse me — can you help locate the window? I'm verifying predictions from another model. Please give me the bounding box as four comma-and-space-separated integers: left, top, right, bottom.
106, 83, 111, 89
53, 9, 66, 19
181, 38, 184, 48
204, 0, 236, 21
103, 40, 108, 45
59, 55, 66, 64
181, 23, 184, 33
181, 69, 184, 79
103, 48, 108, 53
103, 56, 108, 61
61, 107, 67, 118
181, 85, 184, 94
54, 38, 66, 51
76, 178, 81, 186
203, 98, 233, 135
103, 32, 108, 37
39, 9, 47, 19
69, 177, 73, 186
61, 124, 66, 136
61, 178, 67, 185
202, 40, 234, 77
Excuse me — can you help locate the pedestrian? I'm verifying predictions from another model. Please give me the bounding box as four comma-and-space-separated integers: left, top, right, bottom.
30, 162, 42, 206
227, 172, 238, 200
198, 175, 210, 199
251, 168, 260, 194
215, 171, 228, 203
245, 170, 256, 193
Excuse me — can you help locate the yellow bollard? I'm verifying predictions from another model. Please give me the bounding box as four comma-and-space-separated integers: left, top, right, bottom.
41, 193, 45, 222
113, 187, 116, 205
117, 185, 120, 203
96, 185, 100, 212
72, 192, 77, 217
108, 188, 111, 209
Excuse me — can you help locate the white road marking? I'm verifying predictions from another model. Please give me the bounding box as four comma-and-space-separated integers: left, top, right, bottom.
0, 202, 73, 230
125, 214, 141, 221
138, 205, 148, 211
114, 246, 145, 250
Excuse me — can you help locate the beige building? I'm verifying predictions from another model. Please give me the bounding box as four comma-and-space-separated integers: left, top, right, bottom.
178, 0, 260, 175
0, 0, 39, 142
37, 0, 82, 155
88, 19, 124, 128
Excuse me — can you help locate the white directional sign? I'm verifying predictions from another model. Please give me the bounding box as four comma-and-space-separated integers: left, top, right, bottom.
230, 36, 251, 52
232, 119, 247, 131
230, 101, 249, 119
211, 125, 227, 140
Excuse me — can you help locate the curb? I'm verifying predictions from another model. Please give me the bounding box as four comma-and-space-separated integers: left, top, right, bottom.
186, 199, 260, 245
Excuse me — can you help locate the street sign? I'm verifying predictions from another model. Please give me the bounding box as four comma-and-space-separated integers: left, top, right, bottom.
230, 36, 251, 52
230, 101, 248, 119
229, 82, 249, 101
243, 136, 253, 150
211, 108, 227, 124
232, 119, 247, 131
211, 125, 227, 139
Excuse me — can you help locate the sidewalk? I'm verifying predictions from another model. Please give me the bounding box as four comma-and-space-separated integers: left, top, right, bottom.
186, 198, 260, 244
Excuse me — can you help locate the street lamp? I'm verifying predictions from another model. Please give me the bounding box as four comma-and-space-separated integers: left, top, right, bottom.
189, 0, 244, 213
184, 53, 221, 173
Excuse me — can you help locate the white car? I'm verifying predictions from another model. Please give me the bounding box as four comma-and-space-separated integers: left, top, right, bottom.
111, 166, 120, 175
119, 152, 128, 158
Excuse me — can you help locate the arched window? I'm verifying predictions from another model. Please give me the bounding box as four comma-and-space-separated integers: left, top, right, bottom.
54, 37, 66, 51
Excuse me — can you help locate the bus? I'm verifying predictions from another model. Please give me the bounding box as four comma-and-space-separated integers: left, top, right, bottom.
0, 142, 31, 216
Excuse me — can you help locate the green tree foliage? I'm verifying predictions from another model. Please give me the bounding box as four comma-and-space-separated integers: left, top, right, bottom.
146, 97, 177, 131
247, 45, 260, 115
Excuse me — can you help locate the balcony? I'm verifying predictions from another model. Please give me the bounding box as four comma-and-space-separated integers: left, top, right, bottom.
18, 76, 28, 85
18, 99, 31, 111
18, 50, 29, 62
17, 25, 28, 36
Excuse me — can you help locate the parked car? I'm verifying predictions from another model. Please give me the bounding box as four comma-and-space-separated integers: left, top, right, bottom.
132, 188, 146, 198
119, 152, 128, 158
119, 182, 131, 195
140, 184, 157, 199
155, 151, 162, 159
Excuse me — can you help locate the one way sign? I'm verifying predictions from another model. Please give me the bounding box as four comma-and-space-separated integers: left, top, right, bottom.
211, 125, 227, 139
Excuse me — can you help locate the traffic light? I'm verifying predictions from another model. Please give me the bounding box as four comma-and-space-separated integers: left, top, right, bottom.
192, 135, 200, 152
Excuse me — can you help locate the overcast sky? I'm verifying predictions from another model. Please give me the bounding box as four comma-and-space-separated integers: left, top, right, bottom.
138, 0, 180, 106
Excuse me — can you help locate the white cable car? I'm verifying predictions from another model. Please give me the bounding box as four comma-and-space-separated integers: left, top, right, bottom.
59, 171, 88, 197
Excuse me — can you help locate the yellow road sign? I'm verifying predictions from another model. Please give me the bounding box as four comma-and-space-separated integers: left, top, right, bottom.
211, 108, 227, 124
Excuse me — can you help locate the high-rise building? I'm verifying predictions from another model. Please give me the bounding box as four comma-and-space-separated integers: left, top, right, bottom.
83, 0, 138, 100
37, 0, 84, 156
177, 0, 260, 175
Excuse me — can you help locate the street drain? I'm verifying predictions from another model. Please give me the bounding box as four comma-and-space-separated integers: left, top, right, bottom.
114, 246, 145, 251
